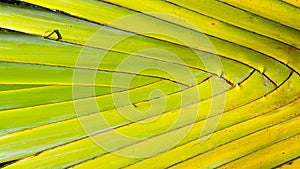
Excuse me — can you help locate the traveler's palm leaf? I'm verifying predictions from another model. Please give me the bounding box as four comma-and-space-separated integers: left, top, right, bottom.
0, 0, 299, 168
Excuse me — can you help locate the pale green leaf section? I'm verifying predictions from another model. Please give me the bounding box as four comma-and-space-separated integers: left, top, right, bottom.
0, 85, 124, 111
0, 84, 45, 92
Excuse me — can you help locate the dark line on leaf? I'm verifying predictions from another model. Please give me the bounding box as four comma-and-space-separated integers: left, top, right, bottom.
272, 155, 300, 168
216, 133, 300, 168
216, 0, 300, 32
0, 159, 18, 168
280, 0, 300, 10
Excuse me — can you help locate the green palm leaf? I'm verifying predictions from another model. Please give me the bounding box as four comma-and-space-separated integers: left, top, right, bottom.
0, 0, 299, 168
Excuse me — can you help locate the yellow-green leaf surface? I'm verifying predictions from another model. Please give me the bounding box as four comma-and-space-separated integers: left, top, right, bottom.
0, 0, 299, 168
283, 0, 300, 8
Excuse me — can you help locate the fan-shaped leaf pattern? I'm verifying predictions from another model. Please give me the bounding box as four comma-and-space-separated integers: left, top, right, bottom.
0, 0, 299, 168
